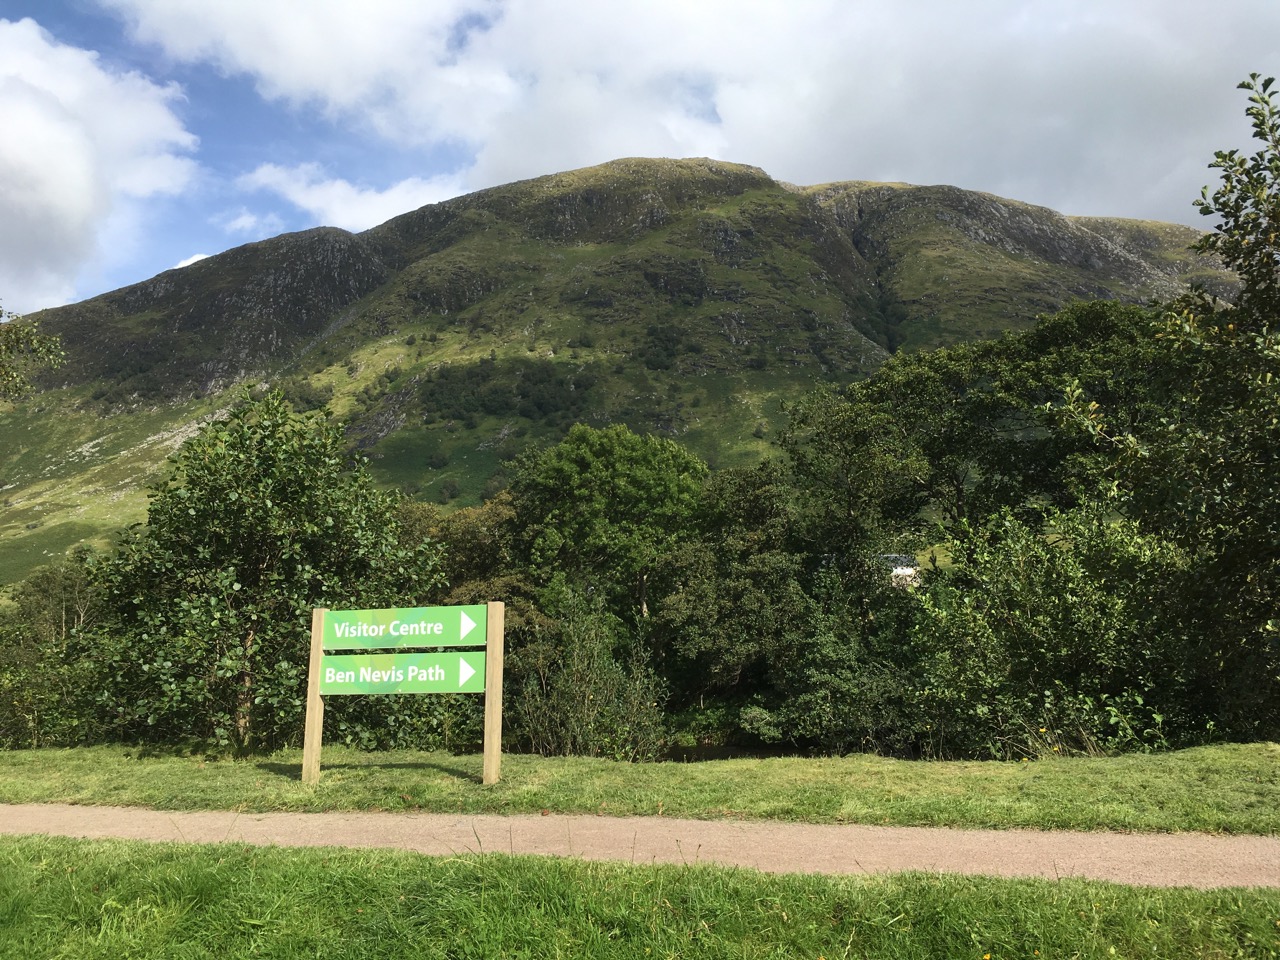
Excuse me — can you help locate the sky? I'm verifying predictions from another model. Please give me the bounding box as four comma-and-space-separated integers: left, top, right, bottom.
0, 0, 1276, 315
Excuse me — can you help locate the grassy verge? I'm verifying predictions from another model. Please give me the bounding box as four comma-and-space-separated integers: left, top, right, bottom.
1, 743, 1277, 834
4, 836, 1278, 959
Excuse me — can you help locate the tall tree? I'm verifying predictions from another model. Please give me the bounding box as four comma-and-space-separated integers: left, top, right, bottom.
86, 391, 444, 749
1071, 75, 1280, 738
507, 423, 707, 618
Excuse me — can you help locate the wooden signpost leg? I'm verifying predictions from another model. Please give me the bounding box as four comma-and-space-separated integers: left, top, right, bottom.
301, 607, 326, 785
482, 601, 505, 785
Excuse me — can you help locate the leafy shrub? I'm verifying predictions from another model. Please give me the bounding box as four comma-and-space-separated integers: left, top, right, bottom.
79, 391, 445, 751
907, 507, 1187, 758
277, 377, 334, 412
327, 694, 483, 752
510, 584, 667, 761
0, 552, 101, 747
731, 567, 923, 755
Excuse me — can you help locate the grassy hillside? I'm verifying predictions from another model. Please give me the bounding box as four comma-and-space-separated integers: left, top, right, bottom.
0, 158, 1234, 584
809, 181, 1224, 351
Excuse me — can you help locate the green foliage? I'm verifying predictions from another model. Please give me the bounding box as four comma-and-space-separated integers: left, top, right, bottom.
780, 384, 930, 551
276, 376, 334, 413
908, 508, 1186, 758
0, 305, 64, 400
1196, 74, 1280, 320
81, 391, 445, 750
0, 551, 100, 747
652, 461, 810, 699
511, 583, 667, 761
742, 570, 923, 756
416, 356, 605, 425
764, 287, 1270, 756
1067, 75, 1280, 741
325, 693, 483, 753
651, 460, 919, 754
508, 424, 708, 616
784, 300, 1160, 533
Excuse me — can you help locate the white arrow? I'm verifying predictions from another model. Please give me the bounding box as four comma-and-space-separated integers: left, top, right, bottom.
458, 656, 476, 688
460, 609, 477, 640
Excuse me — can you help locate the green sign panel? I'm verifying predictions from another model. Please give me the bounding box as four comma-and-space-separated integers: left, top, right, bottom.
319, 651, 486, 695
323, 604, 487, 650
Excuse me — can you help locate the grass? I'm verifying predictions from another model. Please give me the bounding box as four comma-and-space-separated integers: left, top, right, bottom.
1, 743, 1277, 834
0, 392, 227, 584
3, 835, 1278, 959
4, 740, 1276, 956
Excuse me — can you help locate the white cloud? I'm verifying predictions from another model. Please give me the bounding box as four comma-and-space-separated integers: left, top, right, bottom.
100, 0, 511, 146
99, 0, 1280, 230
173, 253, 210, 268
216, 206, 285, 238
0, 17, 197, 312
238, 163, 466, 231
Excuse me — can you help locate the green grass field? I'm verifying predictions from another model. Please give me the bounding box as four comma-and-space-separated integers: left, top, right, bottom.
4, 745, 1278, 958
2, 742, 1277, 834
3, 836, 1278, 959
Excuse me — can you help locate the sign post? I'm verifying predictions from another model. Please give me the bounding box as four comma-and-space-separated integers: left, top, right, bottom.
301, 606, 326, 786
301, 602, 504, 786
482, 601, 504, 786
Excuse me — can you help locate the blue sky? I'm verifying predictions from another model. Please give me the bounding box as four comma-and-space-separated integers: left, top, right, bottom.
1, 0, 1276, 314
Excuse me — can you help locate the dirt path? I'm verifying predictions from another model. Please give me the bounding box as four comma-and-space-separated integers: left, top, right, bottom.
4, 803, 1278, 889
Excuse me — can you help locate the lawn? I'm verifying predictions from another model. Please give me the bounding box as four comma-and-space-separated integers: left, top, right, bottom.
3, 835, 1278, 959
1, 742, 1277, 834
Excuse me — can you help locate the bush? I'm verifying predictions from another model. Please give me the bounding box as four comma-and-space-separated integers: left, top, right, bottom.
734, 568, 922, 755
510, 584, 667, 761
80, 392, 445, 751
327, 694, 483, 752
907, 507, 1187, 758
0, 552, 101, 747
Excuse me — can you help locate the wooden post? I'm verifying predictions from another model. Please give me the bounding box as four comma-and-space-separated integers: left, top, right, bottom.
301, 607, 327, 785
482, 601, 505, 785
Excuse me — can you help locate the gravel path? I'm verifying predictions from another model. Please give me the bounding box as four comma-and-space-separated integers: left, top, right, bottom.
4, 803, 1279, 889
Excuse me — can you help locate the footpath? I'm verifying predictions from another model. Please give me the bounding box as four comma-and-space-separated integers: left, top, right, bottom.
3, 803, 1279, 889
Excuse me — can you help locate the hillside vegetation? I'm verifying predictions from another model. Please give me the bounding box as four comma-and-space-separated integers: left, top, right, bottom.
0, 159, 1232, 582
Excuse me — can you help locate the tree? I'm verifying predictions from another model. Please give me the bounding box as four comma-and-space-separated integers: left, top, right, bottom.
908, 506, 1188, 758
0, 303, 64, 400
651, 460, 811, 700
782, 300, 1160, 547
780, 383, 929, 557
1196, 75, 1280, 323
0, 549, 101, 747
85, 391, 444, 750
506, 424, 708, 617
511, 583, 667, 761
1069, 75, 1280, 739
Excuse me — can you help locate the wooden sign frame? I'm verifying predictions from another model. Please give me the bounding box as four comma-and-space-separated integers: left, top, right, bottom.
301, 601, 504, 786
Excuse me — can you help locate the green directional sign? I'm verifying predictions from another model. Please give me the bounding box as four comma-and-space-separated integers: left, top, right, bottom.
323, 604, 487, 650
319, 651, 487, 695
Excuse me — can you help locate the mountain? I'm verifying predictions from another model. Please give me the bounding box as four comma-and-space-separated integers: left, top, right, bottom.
0, 157, 1233, 584
809, 180, 1232, 350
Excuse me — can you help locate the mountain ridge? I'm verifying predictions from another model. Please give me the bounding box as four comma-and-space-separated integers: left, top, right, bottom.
32, 157, 1226, 398
1, 156, 1235, 584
